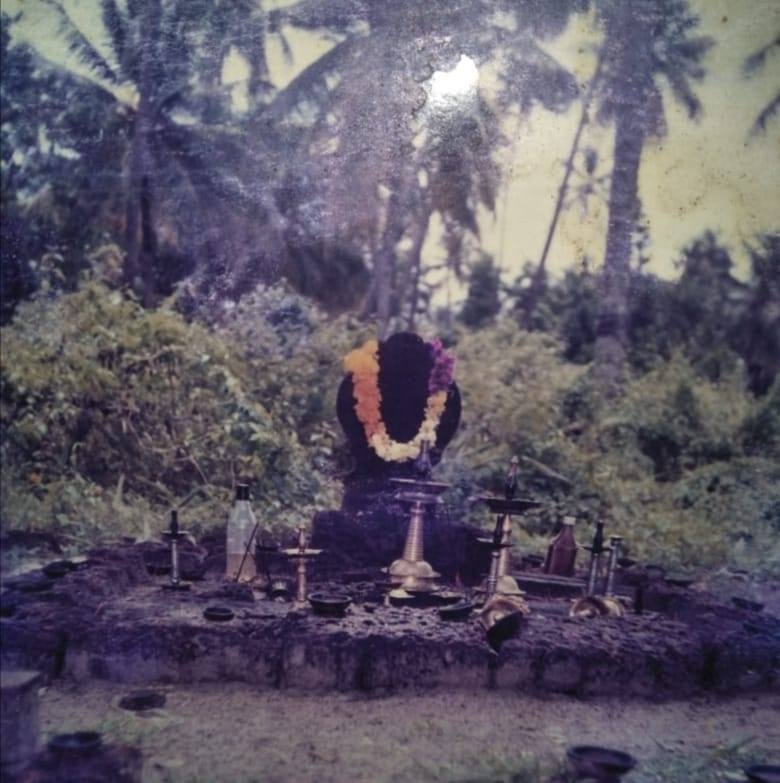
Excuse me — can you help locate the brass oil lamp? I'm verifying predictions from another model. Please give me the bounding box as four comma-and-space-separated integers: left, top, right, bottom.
282, 527, 322, 607
162, 509, 190, 592
570, 526, 624, 618
476, 458, 540, 597
387, 477, 449, 592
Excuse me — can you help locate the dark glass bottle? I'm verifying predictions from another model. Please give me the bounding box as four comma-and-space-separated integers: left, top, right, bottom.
592, 521, 605, 555
544, 516, 578, 576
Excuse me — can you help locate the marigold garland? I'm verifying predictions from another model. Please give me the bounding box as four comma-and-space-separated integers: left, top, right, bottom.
343, 338, 454, 462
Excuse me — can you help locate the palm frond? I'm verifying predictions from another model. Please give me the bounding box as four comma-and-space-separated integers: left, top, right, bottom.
664, 67, 701, 118
744, 35, 780, 76
261, 37, 358, 124
99, 0, 127, 77
43, 0, 119, 84
270, 0, 365, 34
750, 91, 780, 136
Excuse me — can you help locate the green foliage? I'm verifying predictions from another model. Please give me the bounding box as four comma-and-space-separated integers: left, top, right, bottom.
0, 279, 360, 542
459, 255, 501, 328
445, 327, 780, 576
2, 277, 778, 577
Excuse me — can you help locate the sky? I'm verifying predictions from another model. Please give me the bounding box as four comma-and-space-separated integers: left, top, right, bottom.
4, 0, 779, 287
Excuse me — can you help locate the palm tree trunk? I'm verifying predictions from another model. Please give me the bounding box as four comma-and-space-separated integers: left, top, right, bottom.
406, 206, 431, 331
522, 49, 605, 328
594, 110, 644, 396
123, 0, 160, 306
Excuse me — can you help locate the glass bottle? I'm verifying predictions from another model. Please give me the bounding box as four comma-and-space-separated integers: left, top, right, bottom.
543, 516, 578, 576
225, 483, 257, 581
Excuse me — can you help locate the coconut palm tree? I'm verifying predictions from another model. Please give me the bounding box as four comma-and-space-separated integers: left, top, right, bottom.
591, 0, 713, 394
261, 0, 585, 334
41, 0, 282, 305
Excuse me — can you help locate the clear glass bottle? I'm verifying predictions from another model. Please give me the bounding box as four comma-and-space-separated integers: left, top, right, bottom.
543, 515, 578, 576
225, 483, 257, 581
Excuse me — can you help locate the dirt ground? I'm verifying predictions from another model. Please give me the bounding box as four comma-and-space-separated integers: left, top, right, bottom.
37, 682, 779, 783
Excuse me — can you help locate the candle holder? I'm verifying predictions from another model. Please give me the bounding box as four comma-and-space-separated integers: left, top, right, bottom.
605, 535, 623, 596
251, 542, 277, 595
282, 527, 322, 608
162, 509, 190, 591
387, 477, 449, 592
476, 495, 540, 597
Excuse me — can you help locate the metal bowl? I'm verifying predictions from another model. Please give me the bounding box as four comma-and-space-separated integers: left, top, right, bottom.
567, 745, 636, 780
439, 600, 474, 622
119, 690, 167, 712
745, 764, 780, 783
18, 577, 54, 593
48, 731, 102, 757
203, 606, 234, 622
43, 560, 75, 579
308, 593, 351, 617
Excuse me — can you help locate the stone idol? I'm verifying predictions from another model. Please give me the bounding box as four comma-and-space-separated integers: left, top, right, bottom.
310, 332, 489, 583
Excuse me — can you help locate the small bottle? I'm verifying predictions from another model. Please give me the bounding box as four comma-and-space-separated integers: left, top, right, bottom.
225, 483, 257, 581
543, 516, 578, 577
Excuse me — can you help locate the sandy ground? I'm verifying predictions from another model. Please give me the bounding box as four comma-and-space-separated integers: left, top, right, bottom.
36, 682, 780, 783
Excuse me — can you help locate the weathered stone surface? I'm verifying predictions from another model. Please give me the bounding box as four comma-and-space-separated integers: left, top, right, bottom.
2, 541, 778, 699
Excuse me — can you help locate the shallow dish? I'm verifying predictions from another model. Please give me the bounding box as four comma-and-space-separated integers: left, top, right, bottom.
18, 577, 54, 593
309, 593, 351, 617
434, 591, 465, 606
567, 745, 636, 779
388, 589, 416, 607
43, 560, 74, 579
665, 574, 695, 588
203, 605, 234, 622
48, 731, 102, 757
745, 764, 780, 783
119, 690, 167, 712
439, 600, 473, 621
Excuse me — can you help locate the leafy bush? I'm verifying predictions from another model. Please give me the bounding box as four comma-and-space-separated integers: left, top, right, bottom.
0, 279, 362, 543
2, 284, 778, 577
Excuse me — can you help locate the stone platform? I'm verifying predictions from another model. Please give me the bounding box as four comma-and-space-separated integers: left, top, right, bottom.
1, 541, 778, 700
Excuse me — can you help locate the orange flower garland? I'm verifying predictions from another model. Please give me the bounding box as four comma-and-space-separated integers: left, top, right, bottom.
343, 339, 449, 462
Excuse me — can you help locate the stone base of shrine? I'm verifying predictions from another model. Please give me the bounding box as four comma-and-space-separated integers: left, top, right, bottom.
1, 542, 777, 700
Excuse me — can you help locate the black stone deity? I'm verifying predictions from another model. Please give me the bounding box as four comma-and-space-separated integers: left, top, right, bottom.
311, 332, 488, 583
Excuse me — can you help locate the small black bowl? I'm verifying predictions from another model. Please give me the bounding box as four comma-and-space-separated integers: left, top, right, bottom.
203, 606, 234, 622
733, 596, 764, 613
18, 577, 54, 593
388, 590, 417, 608
745, 765, 780, 783
308, 593, 351, 617
567, 745, 636, 780
43, 560, 74, 579
439, 600, 473, 622
434, 591, 466, 606
48, 731, 102, 757
119, 690, 167, 712
617, 557, 637, 569
665, 574, 695, 588
522, 554, 545, 568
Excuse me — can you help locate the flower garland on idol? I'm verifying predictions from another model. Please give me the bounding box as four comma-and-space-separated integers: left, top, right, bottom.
343, 337, 455, 462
